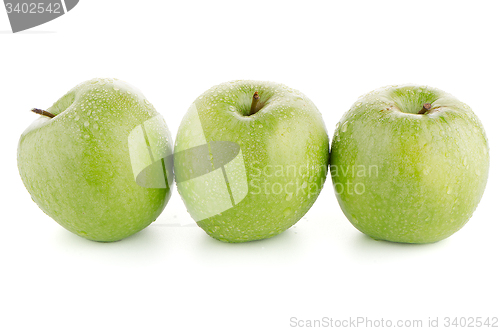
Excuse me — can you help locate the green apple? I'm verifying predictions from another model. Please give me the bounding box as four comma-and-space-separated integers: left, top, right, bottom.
331, 84, 489, 243
18, 78, 173, 242
174, 80, 329, 242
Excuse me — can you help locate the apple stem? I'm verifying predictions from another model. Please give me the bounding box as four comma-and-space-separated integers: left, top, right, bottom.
249, 91, 260, 115
418, 103, 432, 115
32, 108, 56, 118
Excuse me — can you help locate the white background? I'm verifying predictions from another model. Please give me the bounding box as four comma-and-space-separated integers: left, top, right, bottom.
1, 1, 499, 330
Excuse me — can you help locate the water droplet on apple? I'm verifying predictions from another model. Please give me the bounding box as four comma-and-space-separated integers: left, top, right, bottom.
447, 187, 452, 194
84, 121, 90, 128
341, 121, 349, 132
284, 208, 291, 217
93, 124, 99, 130
286, 193, 293, 201
75, 115, 80, 121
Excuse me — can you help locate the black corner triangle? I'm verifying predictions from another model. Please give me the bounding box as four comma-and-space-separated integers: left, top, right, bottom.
64, 0, 79, 11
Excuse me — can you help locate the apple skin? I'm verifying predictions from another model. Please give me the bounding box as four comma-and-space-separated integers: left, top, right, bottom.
330, 84, 489, 243
174, 80, 329, 242
18, 78, 173, 242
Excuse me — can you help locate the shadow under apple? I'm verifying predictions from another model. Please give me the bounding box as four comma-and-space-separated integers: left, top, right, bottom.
51, 225, 172, 263
192, 226, 305, 266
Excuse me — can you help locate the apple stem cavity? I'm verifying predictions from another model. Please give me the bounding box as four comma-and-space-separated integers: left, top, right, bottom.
249, 91, 260, 115
418, 103, 432, 115
32, 108, 56, 118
